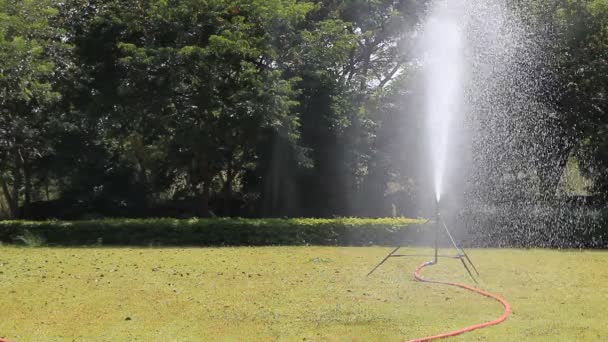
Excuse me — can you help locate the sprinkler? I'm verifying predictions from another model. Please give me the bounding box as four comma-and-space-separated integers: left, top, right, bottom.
367, 199, 510, 341
367, 199, 478, 282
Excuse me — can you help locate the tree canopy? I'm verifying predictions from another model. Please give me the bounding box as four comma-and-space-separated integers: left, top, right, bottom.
0, 0, 606, 219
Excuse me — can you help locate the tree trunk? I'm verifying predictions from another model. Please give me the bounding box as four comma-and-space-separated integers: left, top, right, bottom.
0, 193, 7, 218
23, 160, 32, 217
201, 178, 212, 217
537, 139, 572, 202
0, 176, 14, 217
0, 172, 20, 219
45, 178, 51, 201
359, 40, 372, 92
223, 163, 235, 217
135, 155, 152, 205
12, 167, 21, 219
196, 156, 215, 217
12, 150, 26, 218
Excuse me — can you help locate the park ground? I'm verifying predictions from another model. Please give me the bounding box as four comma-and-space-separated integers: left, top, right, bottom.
1, 247, 607, 341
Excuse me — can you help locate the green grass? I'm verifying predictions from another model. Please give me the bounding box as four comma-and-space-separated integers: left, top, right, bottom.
1, 247, 607, 341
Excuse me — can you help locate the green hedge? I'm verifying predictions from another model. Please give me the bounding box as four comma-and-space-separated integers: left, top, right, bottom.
0, 218, 428, 246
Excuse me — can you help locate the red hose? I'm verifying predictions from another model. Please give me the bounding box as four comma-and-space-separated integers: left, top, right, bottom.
408, 261, 511, 342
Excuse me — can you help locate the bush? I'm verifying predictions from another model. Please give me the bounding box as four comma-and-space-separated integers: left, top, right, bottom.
0, 218, 427, 247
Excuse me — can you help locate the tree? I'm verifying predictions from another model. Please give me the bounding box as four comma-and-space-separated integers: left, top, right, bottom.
552, 0, 608, 197
106, 0, 310, 216
0, 0, 71, 218
292, 0, 425, 216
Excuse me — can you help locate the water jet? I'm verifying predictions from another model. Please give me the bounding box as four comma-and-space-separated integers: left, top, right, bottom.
368, 0, 512, 340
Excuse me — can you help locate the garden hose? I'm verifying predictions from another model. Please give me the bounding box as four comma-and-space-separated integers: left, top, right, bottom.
408, 261, 511, 341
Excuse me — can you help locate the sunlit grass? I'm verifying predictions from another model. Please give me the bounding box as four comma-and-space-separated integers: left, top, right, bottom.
1, 247, 607, 341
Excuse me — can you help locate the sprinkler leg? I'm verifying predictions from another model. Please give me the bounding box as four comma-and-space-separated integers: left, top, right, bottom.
434, 208, 440, 265
434, 221, 439, 265
461, 249, 480, 276
459, 257, 478, 284
367, 246, 401, 276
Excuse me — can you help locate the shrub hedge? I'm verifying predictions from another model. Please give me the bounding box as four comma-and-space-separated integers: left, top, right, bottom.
0, 218, 428, 247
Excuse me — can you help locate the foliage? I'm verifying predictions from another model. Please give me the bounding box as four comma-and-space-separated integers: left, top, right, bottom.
0, 0, 71, 218
0, 217, 425, 246
0, 0, 607, 220
552, 0, 608, 196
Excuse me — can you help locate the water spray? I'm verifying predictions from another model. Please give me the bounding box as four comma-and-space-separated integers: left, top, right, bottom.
367, 0, 512, 339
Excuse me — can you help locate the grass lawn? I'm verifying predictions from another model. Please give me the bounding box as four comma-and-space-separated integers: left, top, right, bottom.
1, 247, 607, 341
